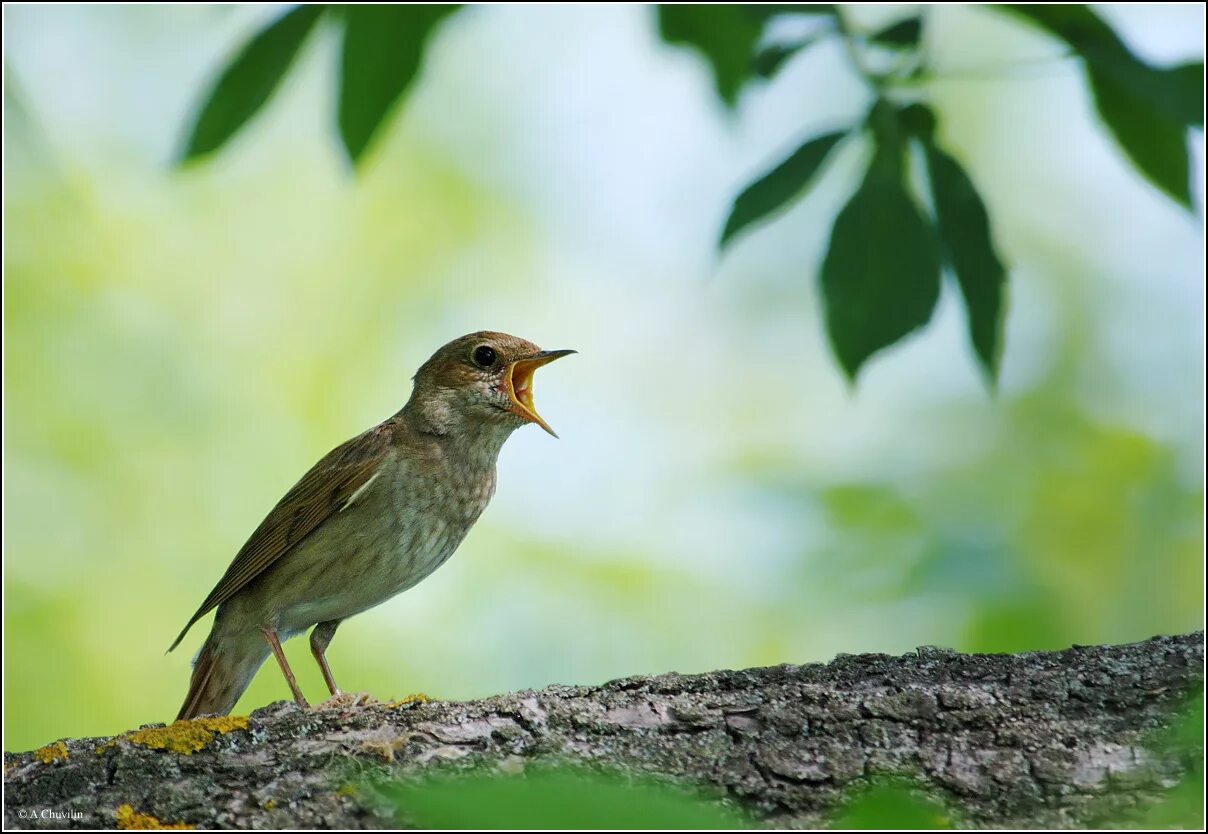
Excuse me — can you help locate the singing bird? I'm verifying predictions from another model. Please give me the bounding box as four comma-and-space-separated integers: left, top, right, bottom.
170, 332, 574, 719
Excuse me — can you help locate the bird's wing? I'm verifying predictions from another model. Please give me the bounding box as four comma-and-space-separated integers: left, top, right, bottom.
168, 421, 396, 651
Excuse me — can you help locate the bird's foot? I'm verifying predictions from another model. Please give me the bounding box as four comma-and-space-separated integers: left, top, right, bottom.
318, 691, 380, 711
385, 693, 431, 709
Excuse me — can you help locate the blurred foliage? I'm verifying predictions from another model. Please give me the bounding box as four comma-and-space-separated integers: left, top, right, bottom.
818, 99, 942, 381
337, 5, 461, 163
719, 130, 845, 246
369, 765, 749, 829
1133, 690, 1205, 829
374, 767, 951, 830
829, 778, 954, 829
174, 4, 1202, 384
179, 5, 323, 161
1091, 689, 1205, 829
787, 390, 1203, 654
180, 4, 459, 165
1002, 4, 1203, 206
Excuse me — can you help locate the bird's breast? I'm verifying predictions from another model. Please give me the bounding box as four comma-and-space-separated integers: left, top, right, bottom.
268, 447, 500, 631
381, 459, 497, 593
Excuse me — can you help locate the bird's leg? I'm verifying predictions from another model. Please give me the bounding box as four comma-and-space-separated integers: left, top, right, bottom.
260, 627, 308, 709
309, 620, 342, 696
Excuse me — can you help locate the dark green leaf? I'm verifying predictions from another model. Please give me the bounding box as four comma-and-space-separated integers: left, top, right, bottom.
179, 6, 325, 163
1087, 65, 1192, 206
1165, 62, 1204, 128
1001, 1, 1201, 127
921, 125, 1008, 383
657, 5, 762, 106
1000, 4, 1127, 63
897, 102, 937, 139
998, 4, 1197, 207
869, 17, 922, 48
376, 767, 749, 829
753, 37, 821, 80
742, 4, 836, 21
820, 103, 941, 380
720, 130, 847, 248
338, 5, 459, 165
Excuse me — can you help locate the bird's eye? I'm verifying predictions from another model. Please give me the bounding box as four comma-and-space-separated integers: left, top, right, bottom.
472, 345, 497, 368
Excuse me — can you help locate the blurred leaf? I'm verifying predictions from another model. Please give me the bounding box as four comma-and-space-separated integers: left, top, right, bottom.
720, 130, 847, 248
1108, 691, 1204, 829
753, 37, 822, 80
179, 5, 325, 163
1166, 62, 1205, 128
820, 483, 919, 533
964, 598, 1067, 653
376, 767, 749, 829
915, 109, 1007, 384
742, 4, 836, 21
338, 5, 460, 165
819, 101, 941, 380
999, 4, 1198, 207
868, 17, 922, 49
657, 5, 762, 106
830, 779, 953, 829
997, 5, 1134, 78
1155, 690, 1205, 758
1090, 67, 1193, 207
1131, 765, 1205, 830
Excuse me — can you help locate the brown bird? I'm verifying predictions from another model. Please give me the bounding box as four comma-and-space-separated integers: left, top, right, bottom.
170, 331, 573, 719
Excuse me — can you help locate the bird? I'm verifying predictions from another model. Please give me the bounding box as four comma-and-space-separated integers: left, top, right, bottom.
169, 331, 574, 720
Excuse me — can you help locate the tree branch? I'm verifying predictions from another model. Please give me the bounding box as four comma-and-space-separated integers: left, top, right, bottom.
5, 632, 1202, 829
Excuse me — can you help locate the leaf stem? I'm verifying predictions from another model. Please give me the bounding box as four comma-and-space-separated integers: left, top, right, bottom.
833, 6, 884, 93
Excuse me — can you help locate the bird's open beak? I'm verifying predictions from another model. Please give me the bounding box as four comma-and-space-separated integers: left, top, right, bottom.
506, 349, 576, 437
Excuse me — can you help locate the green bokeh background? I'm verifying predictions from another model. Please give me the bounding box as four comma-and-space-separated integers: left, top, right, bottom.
3, 4, 1203, 755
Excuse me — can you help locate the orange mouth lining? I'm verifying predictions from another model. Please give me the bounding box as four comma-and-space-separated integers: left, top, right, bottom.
505, 350, 574, 437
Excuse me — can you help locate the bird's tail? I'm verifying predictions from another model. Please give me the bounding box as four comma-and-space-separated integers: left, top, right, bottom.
177, 621, 269, 721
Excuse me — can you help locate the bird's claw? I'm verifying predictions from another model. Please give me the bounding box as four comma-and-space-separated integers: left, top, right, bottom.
318, 691, 380, 710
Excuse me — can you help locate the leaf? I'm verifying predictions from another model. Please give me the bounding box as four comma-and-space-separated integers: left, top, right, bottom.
869, 17, 922, 48
1086, 65, 1192, 206
657, 5, 762, 106
338, 5, 460, 165
742, 4, 836, 21
819, 102, 941, 380
1163, 61, 1204, 129
998, 4, 1198, 207
830, 779, 954, 829
376, 767, 749, 830
179, 5, 325, 163
919, 119, 1008, 383
720, 130, 847, 248
752, 37, 820, 80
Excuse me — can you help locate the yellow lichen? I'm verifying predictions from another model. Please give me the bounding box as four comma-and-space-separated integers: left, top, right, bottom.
385, 693, 431, 709
125, 716, 249, 755
34, 741, 69, 764
115, 805, 194, 830
336, 784, 358, 798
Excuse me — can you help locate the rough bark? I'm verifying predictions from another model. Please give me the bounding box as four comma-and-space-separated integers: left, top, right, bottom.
5, 632, 1203, 830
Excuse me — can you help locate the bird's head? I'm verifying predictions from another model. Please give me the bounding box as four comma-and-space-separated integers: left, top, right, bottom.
406, 331, 575, 438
